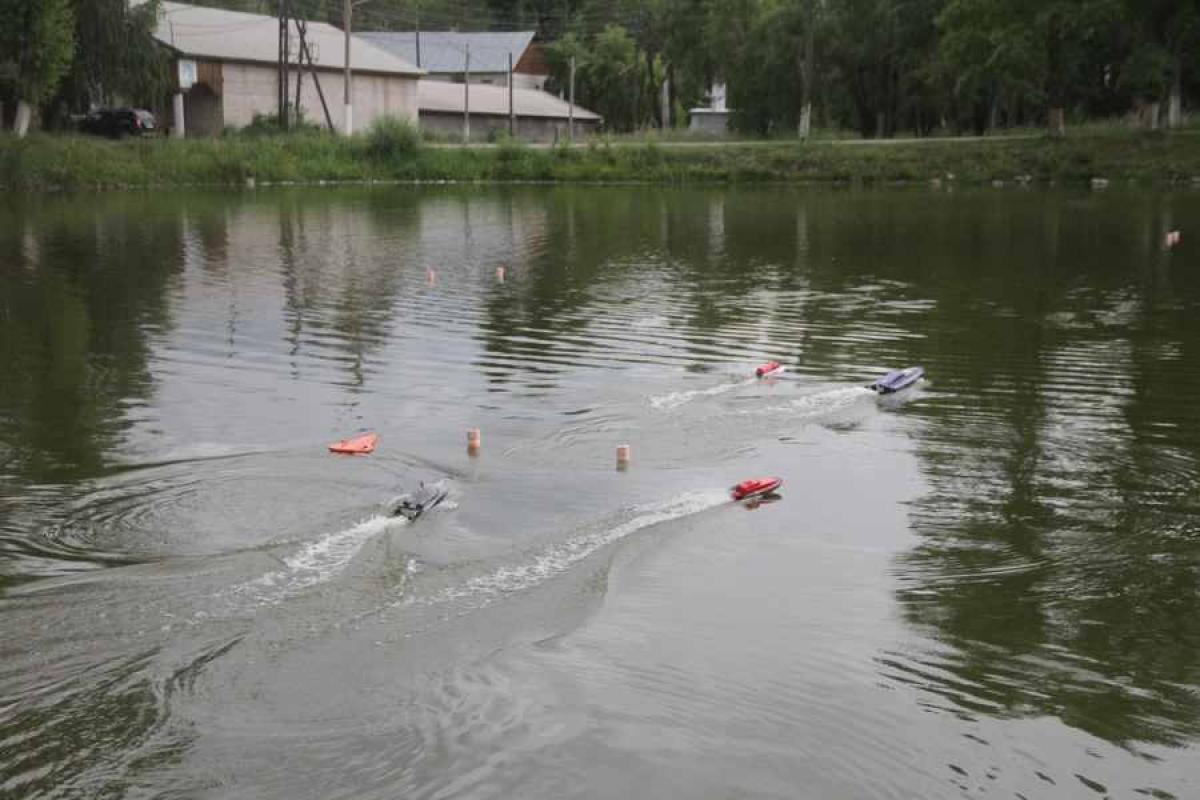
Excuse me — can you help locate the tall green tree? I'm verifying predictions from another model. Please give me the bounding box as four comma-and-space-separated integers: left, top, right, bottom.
1121, 0, 1200, 127
57, 0, 168, 115
0, 0, 75, 135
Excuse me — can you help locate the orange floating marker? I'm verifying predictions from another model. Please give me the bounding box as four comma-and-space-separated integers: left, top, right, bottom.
426, 268, 437, 285
467, 428, 481, 456
328, 432, 379, 455
496, 266, 506, 282
616, 444, 631, 470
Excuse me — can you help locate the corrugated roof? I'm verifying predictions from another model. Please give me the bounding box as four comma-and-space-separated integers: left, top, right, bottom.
360, 32, 535, 75
149, 1, 422, 76
418, 81, 600, 121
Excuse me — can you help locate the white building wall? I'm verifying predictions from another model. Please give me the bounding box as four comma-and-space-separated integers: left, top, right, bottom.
423, 72, 510, 86
221, 63, 277, 128
512, 73, 548, 92
220, 62, 419, 133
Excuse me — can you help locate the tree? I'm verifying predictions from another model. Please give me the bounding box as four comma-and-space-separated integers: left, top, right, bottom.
0, 0, 75, 135
56, 0, 168, 117
1121, 0, 1200, 128
936, 0, 1124, 136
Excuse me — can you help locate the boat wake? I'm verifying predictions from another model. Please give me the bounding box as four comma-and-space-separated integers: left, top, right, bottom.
408, 490, 727, 614
235, 515, 406, 605
746, 386, 878, 419
650, 377, 760, 410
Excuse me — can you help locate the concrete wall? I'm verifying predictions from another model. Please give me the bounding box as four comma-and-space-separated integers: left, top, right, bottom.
424, 72, 510, 86
688, 109, 732, 137
219, 62, 418, 134
420, 111, 598, 143
512, 73, 547, 91
423, 72, 546, 90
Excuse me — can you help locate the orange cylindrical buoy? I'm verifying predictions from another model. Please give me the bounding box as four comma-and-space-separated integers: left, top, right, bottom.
467, 428, 481, 456
496, 266, 506, 282
616, 444, 631, 470
427, 268, 437, 285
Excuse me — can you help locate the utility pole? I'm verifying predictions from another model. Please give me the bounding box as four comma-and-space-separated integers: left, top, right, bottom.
463, 44, 471, 143
294, 18, 306, 124
300, 27, 335, 131
508, 51, 515, 137
279, 0, 291, 129
343, 0, 353, 135
568, 55, 575, 143
415, 5, 422, 68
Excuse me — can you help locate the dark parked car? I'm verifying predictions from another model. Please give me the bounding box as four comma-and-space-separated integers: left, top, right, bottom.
79, 108, 158, 139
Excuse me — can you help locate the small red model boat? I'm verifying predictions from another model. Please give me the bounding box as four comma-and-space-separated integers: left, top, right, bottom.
328, 432, 379, 455
731, 476, 783, 501
755, 361, 783, 378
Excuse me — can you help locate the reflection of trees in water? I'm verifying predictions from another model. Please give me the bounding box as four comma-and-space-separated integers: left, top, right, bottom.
0, 195, 188, 483
273, 190, 420, 391
478, 188, 817, 385
885, 191, 1200, 747
478, 188, 647, 391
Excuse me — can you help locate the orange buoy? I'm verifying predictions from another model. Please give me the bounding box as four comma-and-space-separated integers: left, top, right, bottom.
328, 432, 379, 455
616, 443, 631, 470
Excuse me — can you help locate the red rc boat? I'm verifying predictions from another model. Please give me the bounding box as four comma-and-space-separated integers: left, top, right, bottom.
755, 361, 783, 378
731, 476, 783, 501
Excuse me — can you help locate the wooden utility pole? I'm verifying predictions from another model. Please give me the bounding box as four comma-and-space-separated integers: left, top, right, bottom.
343, 0, 353, 134
279, 0, 291, 128
463, 44, 471, 143
508, 51, 515, 137
299, 23, 334, 131
294, 18, 306, 123
415, 5, 422, 68
568, 55, 575, 143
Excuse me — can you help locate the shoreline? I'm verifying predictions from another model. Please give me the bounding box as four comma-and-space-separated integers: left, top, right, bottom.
4, 130, 1200, 192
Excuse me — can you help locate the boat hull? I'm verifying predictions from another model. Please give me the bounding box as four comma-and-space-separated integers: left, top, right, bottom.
870, 366, 925, 394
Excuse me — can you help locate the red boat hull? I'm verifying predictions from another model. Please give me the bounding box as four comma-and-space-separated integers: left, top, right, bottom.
731, 476, 783, 501
755, 361, 783, 378
328, 432, 379, 455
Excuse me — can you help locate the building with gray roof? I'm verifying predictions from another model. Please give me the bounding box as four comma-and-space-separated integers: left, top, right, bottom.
148, 1, 422, 136
359, 32, 547, 90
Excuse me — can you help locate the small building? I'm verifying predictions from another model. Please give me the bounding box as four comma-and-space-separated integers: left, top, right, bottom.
360, 32, 549, 91
689, 82, 733, 137
149, 1, 423, 136
418, 81, 600, 143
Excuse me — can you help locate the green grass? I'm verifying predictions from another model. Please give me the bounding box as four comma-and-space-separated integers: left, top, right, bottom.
4, 128, 1200, 191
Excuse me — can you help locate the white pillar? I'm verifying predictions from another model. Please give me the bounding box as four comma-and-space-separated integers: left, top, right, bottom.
343, 104, 353, 136
172, 92, 186, 138
799, 103, 812, 139
14, 100, 32, 138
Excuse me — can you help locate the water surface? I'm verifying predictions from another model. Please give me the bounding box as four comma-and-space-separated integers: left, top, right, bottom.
2, 185, 1198, 799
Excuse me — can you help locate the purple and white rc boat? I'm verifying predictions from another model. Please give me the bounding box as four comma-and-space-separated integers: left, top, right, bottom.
869, 366, 925, 394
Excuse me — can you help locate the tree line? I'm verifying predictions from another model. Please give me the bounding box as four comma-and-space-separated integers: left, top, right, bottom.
366, 0, 1200, 136
3, 0, 1198, 137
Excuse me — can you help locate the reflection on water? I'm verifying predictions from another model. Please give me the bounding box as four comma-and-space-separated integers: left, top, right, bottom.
1, 186, 1199, 798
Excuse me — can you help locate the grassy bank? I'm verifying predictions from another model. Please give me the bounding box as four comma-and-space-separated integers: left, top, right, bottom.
4, 128, 1200, 190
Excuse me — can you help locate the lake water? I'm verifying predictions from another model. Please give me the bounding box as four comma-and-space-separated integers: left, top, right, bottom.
2, 185, 1199, 799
